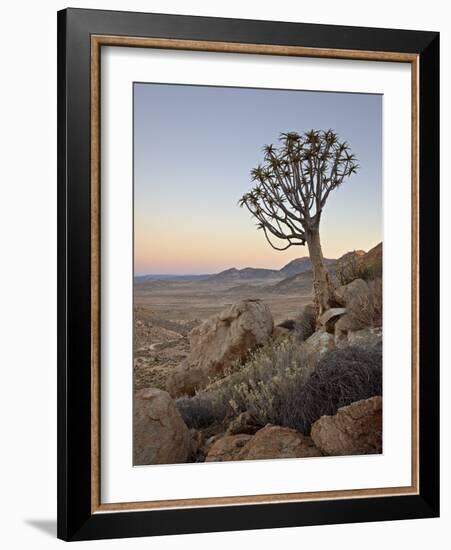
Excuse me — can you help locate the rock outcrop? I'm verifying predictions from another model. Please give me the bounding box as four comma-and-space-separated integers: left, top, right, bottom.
310, 396, 382, 456
133, 388, 192, 465
167, 300, 273, 397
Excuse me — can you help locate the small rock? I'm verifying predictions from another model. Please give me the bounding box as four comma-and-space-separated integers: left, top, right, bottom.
205, 434, 253, 462
227, 411, 262, 435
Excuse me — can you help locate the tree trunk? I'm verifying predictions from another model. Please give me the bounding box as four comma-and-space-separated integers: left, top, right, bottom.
306, 226, 332, 319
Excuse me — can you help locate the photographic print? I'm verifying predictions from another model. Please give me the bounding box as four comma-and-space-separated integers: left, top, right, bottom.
58, 12, 439, 539
133, 83, 383, 466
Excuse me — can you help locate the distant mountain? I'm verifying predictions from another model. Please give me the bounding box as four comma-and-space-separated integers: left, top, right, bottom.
134, 273, 211, 283
135, 244, 382, 288
280, 256, 335, 278
206, 267, 280, 283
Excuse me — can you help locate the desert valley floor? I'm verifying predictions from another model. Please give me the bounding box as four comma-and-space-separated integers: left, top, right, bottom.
134, 271, 313, 391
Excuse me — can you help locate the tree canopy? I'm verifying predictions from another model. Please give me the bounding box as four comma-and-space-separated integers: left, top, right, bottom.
239, 129, 358, 251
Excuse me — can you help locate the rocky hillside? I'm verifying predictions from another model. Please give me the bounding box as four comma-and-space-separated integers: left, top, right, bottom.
360, 242, 382, 275
206, 267, 280, 283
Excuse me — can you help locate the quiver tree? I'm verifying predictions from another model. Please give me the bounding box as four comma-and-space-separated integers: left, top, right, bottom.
239, 130, 358, 318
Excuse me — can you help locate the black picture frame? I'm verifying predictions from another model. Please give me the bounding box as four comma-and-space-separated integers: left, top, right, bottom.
57, 7, 439, 541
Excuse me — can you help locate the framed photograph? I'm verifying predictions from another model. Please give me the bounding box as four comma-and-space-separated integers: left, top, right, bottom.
57, 8, 439, 541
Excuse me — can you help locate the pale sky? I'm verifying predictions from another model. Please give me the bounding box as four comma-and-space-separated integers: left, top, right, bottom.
134, 83, 382, 275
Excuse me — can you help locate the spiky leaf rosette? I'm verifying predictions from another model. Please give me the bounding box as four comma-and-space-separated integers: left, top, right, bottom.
239, 129, 358, 250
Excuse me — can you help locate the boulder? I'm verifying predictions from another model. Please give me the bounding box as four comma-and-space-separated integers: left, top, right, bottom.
167, 300, 273, 396
205, 434, 252, 462
238, 425, 322, 460
133, 388, 192, 465
302, 329, 335, 368
319, 307, 347, 333
311, 396, 382, 456
334, 278, 369, 307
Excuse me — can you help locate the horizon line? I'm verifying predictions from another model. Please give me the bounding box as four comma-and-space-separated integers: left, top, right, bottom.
134, 250, 376, 277
134, 240, 382, 277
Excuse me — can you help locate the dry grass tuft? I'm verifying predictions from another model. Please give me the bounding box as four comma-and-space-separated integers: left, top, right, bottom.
176, 394, 227, 430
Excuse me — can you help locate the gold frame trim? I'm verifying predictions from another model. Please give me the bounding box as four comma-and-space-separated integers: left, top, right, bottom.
90, 35, 420, 514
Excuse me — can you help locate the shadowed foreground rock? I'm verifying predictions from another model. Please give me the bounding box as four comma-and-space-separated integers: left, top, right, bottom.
206, 425, 322, 462
133, 388, 191, 465
167, 299, 273, 397
311, 396, 382, 456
